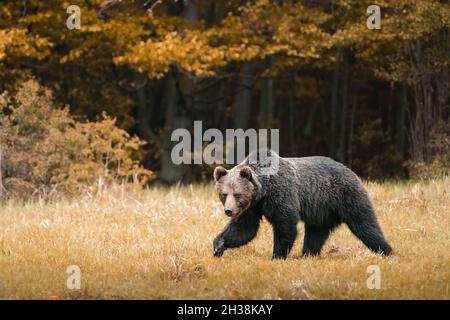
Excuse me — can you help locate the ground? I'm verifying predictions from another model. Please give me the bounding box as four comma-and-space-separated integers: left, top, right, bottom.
0, 178, 449, 299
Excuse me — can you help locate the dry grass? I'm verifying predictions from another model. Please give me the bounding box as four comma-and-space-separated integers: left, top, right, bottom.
0, 178, 449, 300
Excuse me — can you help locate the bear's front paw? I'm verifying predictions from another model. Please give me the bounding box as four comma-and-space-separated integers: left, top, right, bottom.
213, 237, 226, 257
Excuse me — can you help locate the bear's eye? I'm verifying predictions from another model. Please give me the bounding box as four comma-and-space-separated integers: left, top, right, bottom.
234, 194, 241, 200
220, 193, 227, 199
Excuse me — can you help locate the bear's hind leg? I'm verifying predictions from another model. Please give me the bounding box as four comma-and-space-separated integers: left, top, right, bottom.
302, 225, 334, 256
345, 214, 392, 256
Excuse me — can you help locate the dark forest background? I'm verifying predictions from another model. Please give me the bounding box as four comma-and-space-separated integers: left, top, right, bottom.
1, 0, 449, 189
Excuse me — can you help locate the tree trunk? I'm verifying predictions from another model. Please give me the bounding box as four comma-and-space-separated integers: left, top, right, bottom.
329, 53, 340, 158
158, 0, 198, 184
158, 73, 190, 184
408, 39, 436, 164
288, 78, 296, 154
347, 96, 357, 168
215, 80, 226, 130
338, 51, 350, 163
303, 106, 316, 138
259, 55, 275, 128
396, 83, 407, 161
136, 75, 152, 142
233, 62, 253, 129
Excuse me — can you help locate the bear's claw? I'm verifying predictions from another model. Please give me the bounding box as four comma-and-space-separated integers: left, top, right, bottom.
213, 238, 225, 257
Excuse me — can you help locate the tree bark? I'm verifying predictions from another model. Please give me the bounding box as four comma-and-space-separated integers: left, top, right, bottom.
347, 96, 357, 168
288, 78, 296, 153
158, 72, 190, 184
259, 55, 275, 128
157, 0, 198, 184
338, 51, 350, 163
329, 53, 340, 158
396, 83, 408, 161
233, 62, 253, 129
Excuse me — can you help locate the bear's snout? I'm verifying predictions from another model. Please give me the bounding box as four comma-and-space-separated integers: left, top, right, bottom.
224, 207, 234, 217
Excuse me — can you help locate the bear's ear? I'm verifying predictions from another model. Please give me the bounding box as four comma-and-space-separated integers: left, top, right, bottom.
214, 166, 228, 182
240, 166, 253, 181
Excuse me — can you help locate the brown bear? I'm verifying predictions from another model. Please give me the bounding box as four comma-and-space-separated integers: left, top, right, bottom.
212, 149, 392, 259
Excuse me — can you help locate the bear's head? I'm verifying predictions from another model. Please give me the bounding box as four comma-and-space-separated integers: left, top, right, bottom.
213, 165, 260, 219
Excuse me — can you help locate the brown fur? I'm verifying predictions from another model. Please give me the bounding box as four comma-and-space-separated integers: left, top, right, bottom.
213, 150, 392, 259
214, 166, 258, 218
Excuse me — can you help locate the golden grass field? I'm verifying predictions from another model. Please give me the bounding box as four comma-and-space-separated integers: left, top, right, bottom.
0, 178, 449, 300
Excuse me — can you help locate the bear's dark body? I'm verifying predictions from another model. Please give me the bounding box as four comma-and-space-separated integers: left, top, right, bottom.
213, 151, 393, 259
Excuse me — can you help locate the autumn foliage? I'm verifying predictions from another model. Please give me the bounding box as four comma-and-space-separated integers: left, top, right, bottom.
0, 80, 153, 197
0, 0, 449, 183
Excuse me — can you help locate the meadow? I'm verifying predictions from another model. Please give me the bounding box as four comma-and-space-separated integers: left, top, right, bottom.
0, 178, 449, 300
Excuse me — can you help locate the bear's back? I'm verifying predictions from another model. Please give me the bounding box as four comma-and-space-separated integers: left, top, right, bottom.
285, 156, 361, 185
242, 150, 361, 189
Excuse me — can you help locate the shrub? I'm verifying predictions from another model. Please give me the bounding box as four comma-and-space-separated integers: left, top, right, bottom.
0, 80, 154, 198
407, 121, 450, 180
351, 119, 404, 179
